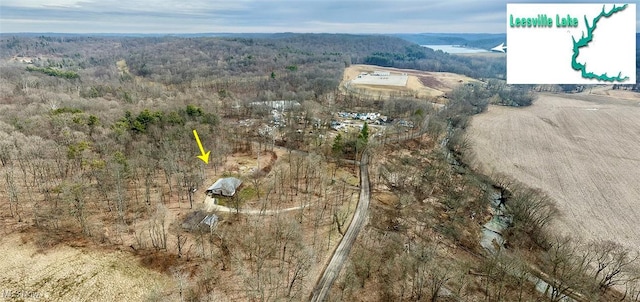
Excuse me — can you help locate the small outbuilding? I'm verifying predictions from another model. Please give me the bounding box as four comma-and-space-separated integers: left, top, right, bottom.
206, 177, 242, 197
200, 214, 219, 227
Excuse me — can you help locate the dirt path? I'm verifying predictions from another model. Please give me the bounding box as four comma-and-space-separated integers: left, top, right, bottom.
308, 109, 437, 301
203, 196, 310, 215
310, 153, 371, 302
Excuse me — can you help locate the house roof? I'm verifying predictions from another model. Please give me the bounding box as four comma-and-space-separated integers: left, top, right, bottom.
200, 214, 219, 227
206, 177, 242, 197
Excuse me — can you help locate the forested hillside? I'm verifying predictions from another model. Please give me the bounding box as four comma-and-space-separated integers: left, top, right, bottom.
1, 34, 506, 82
1, 33, 637, 301
0, 34, 503, 300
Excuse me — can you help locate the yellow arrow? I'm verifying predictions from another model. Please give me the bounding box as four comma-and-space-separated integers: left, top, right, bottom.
192, 129, 210, 164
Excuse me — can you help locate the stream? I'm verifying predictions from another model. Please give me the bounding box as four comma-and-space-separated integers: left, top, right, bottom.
441, 121, 575, 301
480, 186, 574, 301
480, 188, 510, 253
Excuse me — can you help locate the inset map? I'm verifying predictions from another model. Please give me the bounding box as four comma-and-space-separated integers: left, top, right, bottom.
507, 3, 636, 84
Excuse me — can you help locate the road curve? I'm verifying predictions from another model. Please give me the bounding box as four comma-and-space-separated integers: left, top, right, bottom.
310, 152, 371, 302
203, 196, 310, 215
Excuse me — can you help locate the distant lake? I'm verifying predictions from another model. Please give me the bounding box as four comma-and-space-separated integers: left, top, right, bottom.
421, 45, 489, 54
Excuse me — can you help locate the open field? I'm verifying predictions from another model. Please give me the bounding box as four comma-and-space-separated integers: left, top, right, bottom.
469, 92, 640, 252
342, 64, 477, 100
0, 233, 174, 301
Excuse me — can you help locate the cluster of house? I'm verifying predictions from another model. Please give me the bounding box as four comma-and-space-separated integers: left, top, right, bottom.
330, 110, 414, 132
337, 111, 387, 122
258, 124, 276, 137
238, 119, 255, 127
330, 121, 357, 132
330, 112, 380, 132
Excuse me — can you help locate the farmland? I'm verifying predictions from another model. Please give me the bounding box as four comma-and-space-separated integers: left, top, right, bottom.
469, 91, 640, 253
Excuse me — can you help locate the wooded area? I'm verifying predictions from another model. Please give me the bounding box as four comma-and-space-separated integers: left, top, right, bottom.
0, 34, 638, 301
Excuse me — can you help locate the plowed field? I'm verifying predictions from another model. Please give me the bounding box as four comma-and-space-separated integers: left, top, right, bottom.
469, 93, 640, 251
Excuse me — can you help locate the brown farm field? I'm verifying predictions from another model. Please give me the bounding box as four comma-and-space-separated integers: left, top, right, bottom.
342, 64, 477, 100
469, 92, 640, 252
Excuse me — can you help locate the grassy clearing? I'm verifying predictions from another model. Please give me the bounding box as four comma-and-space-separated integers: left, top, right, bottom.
0, 233, 174, 301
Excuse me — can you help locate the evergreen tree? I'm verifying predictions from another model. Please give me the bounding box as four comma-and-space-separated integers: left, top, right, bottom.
358, 122, 369, 143
356, 122, 369, 160
332, 133, 343, 156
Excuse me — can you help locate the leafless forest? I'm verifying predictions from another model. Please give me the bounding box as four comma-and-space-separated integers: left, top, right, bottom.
0, 34, 638, 301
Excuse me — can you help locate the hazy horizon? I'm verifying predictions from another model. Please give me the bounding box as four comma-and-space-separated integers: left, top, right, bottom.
2, 0, 637, 34
0, 32, 507, 35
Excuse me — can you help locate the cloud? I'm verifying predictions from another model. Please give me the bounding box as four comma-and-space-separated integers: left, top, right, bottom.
0, 0, 637, 33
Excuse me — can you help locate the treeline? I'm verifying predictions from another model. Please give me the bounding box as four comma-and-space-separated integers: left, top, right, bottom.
440, 82, 638, 301
1, 34, 506, 86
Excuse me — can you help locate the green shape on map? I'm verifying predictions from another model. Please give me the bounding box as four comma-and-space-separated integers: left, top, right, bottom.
571, 4, 629, 82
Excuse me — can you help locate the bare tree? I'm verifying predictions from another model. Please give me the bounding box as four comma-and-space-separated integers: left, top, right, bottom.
63, 177, 91, 236
541, 235, 597, 302
250, 170, 265, 201
505, 184, 558, 248
4, 170, 21, 221
284, 240, 313, 299
171, 267, 190, 302
149, 203, 168, 250
194, 264, 220, 301
586, 240, 639, 292
172, 224, 188, 258
622, 269, 640, 302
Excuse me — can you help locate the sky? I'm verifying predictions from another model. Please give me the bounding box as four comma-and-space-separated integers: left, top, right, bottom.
0, 0, 638, 34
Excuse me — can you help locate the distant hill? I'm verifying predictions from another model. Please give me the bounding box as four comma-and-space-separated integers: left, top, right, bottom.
13, 32, 638, 81
1, 33, 507, 80
0, 32, 297, 39
393, 33, 640, 51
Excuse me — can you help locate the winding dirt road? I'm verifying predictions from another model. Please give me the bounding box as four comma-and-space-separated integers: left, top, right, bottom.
310, 153, 370, 302
308, 112, 434, 302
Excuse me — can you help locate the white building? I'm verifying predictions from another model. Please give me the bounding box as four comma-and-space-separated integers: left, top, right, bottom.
372, 71, 391, 76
